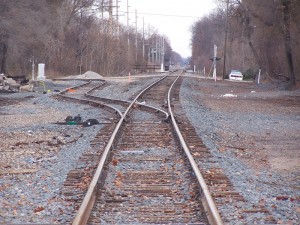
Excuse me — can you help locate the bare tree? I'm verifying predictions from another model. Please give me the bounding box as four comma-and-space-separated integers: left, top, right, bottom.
281, 0, 296, 88
0, 28, 8, 74
191, 0, 300, 86
0, 0, 178, 77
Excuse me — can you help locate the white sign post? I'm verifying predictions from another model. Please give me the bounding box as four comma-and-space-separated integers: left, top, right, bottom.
257, 68, 261, 84
31, 57, 35, 81
37, 63, 45, 80
213, 45, 217, 82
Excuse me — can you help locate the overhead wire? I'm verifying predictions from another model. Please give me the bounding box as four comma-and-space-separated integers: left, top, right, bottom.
120, 11, 200, 19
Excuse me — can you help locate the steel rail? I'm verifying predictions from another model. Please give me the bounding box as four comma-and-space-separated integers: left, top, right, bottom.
72, 73, 172, 225
167, 71, 223, 225
58, 80, 123, 118
58, 78, 168, 121
84, 79, 169, 118
58, 93, 123, 118
134, 101, 169, 119
85, 94, 169, 120
58, 80, 95, 95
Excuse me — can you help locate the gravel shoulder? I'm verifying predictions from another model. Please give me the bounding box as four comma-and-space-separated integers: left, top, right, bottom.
0, 81, 107, 223
180, 76, 300, 224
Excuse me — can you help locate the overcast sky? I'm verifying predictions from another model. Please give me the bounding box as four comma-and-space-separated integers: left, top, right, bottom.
119, 0, 217, 58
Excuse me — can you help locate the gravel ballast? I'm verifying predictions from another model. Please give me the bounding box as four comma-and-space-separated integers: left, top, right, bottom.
1, 75, 299, 224
179, 77, 300, 224
0, 81, 107, 223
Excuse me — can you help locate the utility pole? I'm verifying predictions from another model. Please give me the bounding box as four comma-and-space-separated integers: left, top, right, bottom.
135, 9, 138, 63
161, 37, 165, 72
116, 0, 119, 37
241, 23, 245, 71
222, 0, 229, 80
162, 37, 165, 64
155, 37, 158, 63
30, 56, 35, 81
101, 0, 104, 19
158, 37, 161, 63
213, 45, 217, 82
142, 17, 145, 63
127, 0, 130, 60
109, 0, 113, 34
149, 25, 153, 64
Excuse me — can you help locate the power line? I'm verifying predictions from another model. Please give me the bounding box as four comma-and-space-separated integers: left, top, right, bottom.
121, 11, 200, 19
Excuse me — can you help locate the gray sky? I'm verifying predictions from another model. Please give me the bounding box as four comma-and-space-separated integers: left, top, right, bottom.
119, 0, 216, 58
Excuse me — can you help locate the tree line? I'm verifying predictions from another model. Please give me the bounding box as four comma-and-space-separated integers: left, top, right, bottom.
191, 0, 299, 88
0, 0, 181, 78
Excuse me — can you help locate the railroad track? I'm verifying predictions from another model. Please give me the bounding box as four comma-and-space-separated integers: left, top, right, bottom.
171, 77, 278, 224
56, 75, 170, 223
56, 79, 122, 224
58, 71, 220, 224
57, 72, 278, 224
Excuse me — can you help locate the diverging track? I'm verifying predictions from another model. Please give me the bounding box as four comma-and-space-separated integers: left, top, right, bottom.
71, 71, 222, 225
58, 73, 277, 224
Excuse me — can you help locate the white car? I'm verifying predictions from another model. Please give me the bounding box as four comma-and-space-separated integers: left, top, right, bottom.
229, 70, 243, 81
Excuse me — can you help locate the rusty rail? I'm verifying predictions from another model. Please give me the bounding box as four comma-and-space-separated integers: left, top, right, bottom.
71, 70, 223, 224
167, 72, 223, 225
58, 80, 123, 118
72, 73, 170, 225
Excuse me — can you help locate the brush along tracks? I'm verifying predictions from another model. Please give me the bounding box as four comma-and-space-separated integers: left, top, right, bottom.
72, 71, 222, 225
